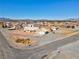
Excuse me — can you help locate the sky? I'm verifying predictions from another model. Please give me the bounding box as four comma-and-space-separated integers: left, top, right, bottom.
0, 0, 79, 20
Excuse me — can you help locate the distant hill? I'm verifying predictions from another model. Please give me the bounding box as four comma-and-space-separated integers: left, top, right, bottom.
0, 18, 33, 22
0, 17, 79, 22
0, 18, 13, 21
65, 18, 79, 21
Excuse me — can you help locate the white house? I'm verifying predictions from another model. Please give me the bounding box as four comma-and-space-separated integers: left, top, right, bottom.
24, 24, 39, 32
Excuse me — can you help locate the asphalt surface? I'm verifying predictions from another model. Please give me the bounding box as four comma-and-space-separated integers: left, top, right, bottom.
0, 31, 79, 59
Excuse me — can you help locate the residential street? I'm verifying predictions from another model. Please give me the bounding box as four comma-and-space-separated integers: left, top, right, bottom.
0, 31, 79, 59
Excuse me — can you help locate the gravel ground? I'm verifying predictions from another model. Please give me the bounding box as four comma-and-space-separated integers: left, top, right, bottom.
0, 28, 79, 49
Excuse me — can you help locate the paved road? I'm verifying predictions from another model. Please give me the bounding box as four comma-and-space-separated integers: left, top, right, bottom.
0, 31, 79, 59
